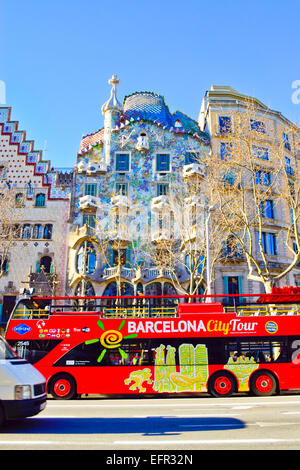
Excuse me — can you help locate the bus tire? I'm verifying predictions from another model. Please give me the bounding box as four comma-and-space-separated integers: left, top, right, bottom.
208, 371, 237, 398
250, 371, 277, 396
48, 373, 77, 400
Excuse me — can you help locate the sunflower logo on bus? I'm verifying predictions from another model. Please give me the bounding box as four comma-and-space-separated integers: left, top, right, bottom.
85, 320, 137, 363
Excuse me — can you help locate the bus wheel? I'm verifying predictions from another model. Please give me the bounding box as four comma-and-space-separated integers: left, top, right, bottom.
250, 371, 276, 396
208, 371, 236, 398
48, 373, 77, 400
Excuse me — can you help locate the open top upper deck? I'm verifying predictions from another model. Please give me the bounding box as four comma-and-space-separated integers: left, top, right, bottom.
8, 286, 300, 321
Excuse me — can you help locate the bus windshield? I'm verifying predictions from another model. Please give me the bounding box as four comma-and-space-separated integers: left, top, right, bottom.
11, 299, 50, 320
0, 336, 19, 360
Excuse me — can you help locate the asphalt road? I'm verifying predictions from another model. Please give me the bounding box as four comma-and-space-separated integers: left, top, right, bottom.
1, 393, 300, 451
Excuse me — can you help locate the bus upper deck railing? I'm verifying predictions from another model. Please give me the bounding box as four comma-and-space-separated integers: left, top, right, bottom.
224, 304, 300, 316
9, 290, 300, 320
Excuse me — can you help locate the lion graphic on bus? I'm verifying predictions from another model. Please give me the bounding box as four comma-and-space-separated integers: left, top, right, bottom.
124, 368, 153, 393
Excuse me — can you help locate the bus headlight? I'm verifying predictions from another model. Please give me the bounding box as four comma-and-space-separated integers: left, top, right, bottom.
15, 385, 32, 400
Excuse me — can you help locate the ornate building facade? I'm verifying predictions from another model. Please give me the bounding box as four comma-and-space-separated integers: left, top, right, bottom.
0, 79, 299, 324
67, 75, 210, 299
0, 107, 72, 324
199, 85, 300, 297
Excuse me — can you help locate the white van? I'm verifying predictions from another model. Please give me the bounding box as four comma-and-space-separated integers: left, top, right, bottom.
0, 335, 46, 426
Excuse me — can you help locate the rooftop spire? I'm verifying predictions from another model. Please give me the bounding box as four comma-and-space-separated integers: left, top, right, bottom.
101, 74, 122, 114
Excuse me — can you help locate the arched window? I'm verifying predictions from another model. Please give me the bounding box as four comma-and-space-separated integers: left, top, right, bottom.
75, 280, 95, 297
40, 256, 52, 273
103, 281, 134, 296
145, 282, 162, 296
103, 281, 117, 297
120, 282, 134, 296
163, 282, 177, 296
76, 241, 96, 274
13, 224, 21, 238
43, 224, 53, 240
136, 282, 143, 295
0, 258, 8, 275
15, 193, 24, 207
33, 224, 43, 239
74, 280, 96, 311
145, 282, 162, 307
22, 224, 32, 239
35, 193, 46, 207
103, 281, 134, 307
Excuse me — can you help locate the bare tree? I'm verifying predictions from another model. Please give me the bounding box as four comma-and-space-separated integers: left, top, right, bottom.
147, 174, 225, 298
0, 188, 22, 278
205, 98, 300, 293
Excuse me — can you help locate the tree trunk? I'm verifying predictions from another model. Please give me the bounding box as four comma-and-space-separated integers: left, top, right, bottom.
263, 279, 274, 294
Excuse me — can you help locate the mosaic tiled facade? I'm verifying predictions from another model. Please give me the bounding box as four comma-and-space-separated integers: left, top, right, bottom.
67, 75, 210, 298
1, 77, 300, 323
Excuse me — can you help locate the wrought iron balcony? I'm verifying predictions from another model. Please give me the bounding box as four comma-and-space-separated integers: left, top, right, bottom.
78, 195, 101, 212
183, 162, 205, 178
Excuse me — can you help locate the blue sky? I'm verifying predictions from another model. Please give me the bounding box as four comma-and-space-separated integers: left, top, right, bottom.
1, 0, 300, 168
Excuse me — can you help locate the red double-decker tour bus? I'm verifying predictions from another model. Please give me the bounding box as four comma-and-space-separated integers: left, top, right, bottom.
4, 287, 300, 399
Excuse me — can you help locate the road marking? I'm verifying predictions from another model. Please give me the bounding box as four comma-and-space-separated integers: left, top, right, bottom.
114, 438, 300, 446
39, 415, 78, 418
176, 421, 299, 428
0, 440, 107, 447
133, 413, 241, 418
0, 441, 62, 446
2, 438, 300, 448
45, 399, 300, 408
253, 422, 298, 427
231, 406, 253, 410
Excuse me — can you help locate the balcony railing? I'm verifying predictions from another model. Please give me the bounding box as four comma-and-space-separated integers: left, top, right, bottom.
183, 163, 205, 178
78, 195, 101, 211
104, 266, 135, 280
102, 266, 176, 282
151, 195, 171, 212
111, 195, 130, 209
151, 229, 174, 243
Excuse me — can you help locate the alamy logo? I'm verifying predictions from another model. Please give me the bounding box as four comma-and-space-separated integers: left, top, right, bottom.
291, 80, 300, 105
0, 81, 6, 105
12, 324, 32, 335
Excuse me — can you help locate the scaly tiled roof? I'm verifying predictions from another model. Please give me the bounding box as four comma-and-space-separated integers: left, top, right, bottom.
79, 91, 210, 154
122, 92, 209, 142
79, 128, 105, 153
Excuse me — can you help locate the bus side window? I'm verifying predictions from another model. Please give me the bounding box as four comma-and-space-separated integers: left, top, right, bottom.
272, 341, 287, 363
225, 340, 239, 363
257, 351, 266, 363
121, 341, 152, 367
13, 340, 61, 364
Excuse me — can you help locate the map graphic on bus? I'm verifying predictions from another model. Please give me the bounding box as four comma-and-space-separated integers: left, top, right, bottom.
124, 342, 262, 394
124, 343, 209, 393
